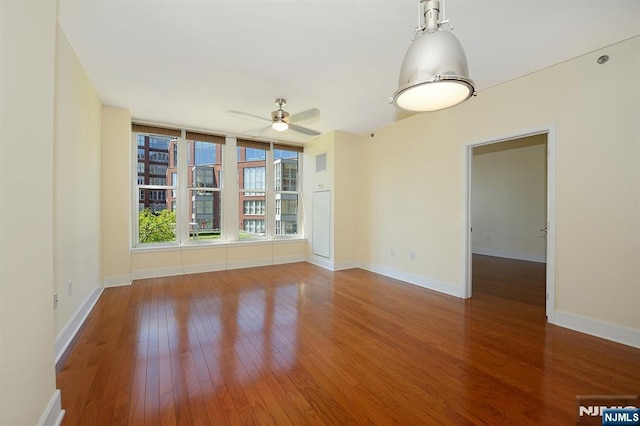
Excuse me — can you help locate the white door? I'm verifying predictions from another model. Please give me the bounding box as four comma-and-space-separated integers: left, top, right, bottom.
312, 190, 331, 258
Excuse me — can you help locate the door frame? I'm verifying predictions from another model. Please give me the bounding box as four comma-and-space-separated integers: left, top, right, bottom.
463, 124, 557, 323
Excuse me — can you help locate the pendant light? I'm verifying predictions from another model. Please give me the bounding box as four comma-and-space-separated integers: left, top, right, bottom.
390, 0, 475, 111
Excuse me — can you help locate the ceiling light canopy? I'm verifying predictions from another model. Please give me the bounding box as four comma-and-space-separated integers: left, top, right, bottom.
391, 0, 475, 112
271, 98, 290, 132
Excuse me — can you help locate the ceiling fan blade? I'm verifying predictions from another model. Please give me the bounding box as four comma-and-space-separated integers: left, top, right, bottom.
289, 123, 321, 136
227, 110, 271, 124
244, 125, 271, 136
290, 108, 320, 123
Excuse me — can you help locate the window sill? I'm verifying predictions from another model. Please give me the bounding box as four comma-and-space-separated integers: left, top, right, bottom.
131, 237, 307, 253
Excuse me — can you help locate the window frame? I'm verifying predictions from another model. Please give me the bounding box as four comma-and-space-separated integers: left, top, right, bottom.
272, 144, 303, 239
132, 126, 303, 249
133, 130, 179, 247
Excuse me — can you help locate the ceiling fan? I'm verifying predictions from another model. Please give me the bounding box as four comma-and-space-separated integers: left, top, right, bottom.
228, 98, 321, 136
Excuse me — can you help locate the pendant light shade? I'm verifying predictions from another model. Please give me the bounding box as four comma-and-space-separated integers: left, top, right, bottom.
391, 0, 475, 111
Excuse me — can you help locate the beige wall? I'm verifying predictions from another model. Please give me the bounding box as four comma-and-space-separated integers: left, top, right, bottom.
303, 132, 335, 263
0, 1, 59, 424
302, 131, 363, 269
54, 25, 103, 338
471, 135, 547, 261
358, 36, 640, 332
333, 131, 363, 268
101, 125, 306, 281
102, 106, 133, 286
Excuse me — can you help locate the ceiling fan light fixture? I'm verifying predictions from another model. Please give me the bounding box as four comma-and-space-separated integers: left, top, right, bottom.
271, 98, 290, 132
272, 118, 289, 132
391, 0, 475, 111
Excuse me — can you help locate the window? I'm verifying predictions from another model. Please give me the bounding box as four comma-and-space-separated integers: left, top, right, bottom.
149, 151, 169, 163
149, 136, 170, 150
236, 140, 302, 238
243, 167, 265, 193
273, 145, 301, 236
187, 134, 223, 241
238, 139, 268, 239
149, 164, 167, 175
243, 200, 265, 215
133, 125, 224, 246
149, 177, 166, 185
244, 147, 266, 161
243, 219, 265, 235
133, 125, 302, 246
195, 141, 216, 165
135, 129, 177, 244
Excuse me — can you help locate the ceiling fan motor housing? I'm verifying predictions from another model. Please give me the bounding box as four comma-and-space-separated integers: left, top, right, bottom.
272, 107, 290, 124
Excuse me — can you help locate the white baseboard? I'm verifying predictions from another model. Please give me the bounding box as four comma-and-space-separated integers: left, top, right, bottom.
103, 274, 132, 287
361, 263, 463, 298
306, 255, 335, 271
37, 389, 64, 426
473, 247, 546, 263
333, 261, 359, 271
55, 286, 103, 364
553, 311, 640, 349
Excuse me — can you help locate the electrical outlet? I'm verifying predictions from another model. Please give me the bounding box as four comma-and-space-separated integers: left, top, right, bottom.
390, 248, 395, 256
68, 280, 73, 295
410, 251, 416, 261
486, 235, 491, 241
53, 293, 58, 309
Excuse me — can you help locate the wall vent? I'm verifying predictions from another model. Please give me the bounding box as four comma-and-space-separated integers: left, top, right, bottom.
315, 153, 327, 172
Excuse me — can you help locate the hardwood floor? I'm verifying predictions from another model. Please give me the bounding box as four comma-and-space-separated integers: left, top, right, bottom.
472, 254, 547, 306
57, 258, 640, 425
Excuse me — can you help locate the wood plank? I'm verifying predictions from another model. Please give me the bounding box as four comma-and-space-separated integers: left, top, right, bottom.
57, 259, 640, 425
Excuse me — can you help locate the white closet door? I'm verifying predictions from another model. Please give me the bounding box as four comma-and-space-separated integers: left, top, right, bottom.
312, 190, 331, 258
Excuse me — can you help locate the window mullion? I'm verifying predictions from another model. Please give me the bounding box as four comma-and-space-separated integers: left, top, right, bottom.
177, 131, 189, 244
297, 151, 303, 238
223, 137, 237, 241
266, 144, 274, 239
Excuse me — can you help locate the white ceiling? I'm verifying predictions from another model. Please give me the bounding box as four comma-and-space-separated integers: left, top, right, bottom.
58, 0, 640, 144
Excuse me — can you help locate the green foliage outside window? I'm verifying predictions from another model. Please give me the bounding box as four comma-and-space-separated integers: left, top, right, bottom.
138, 209, 176, 243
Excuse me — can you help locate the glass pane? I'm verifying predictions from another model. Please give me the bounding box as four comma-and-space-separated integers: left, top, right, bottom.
239, 192, 266, 238
189, 189, 222, 241
241, 166, 266, 192
240, 147, 266, 161
273, 160, 299, 191
275, 193, 298, 236
138, 190, 176, 244
188, 140, 222, 189
238, 146, 267, 192
136, 134, 173, 186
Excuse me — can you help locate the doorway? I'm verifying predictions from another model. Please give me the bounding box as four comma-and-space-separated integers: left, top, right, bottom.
465, 126, 556, 322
